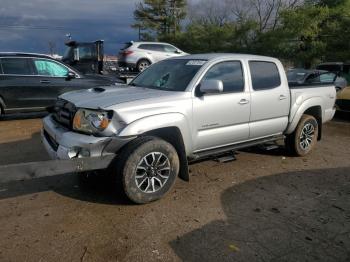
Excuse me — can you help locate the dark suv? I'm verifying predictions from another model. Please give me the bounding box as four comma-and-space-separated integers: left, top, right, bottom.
0, 53, 120, 116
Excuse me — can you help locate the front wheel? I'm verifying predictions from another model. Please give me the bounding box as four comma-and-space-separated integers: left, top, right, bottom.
285, 114, 319, 156
116, 137, 180, 204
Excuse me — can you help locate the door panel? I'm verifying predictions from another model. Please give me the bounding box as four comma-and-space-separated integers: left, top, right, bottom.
0, 57, 48, 111
249, 61, 290, 138
193, 60, 251, 151
193, 93, 250, 151
0, 75, 49, 110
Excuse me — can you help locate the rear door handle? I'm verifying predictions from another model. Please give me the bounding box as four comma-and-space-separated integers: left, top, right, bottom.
279, 95, 287, 100
40, 80, 50, 84
239, 99, 249, 105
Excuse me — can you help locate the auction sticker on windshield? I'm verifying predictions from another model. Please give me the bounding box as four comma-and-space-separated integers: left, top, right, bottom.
186, 60, 207, 66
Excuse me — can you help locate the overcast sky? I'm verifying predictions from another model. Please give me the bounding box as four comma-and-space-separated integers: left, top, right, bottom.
0, 0, 140, 55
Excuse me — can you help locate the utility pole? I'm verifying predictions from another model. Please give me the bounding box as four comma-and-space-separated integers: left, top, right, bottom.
48, 41, 56, 56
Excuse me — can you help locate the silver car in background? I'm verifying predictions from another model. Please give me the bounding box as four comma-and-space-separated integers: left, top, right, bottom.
118, 41, 188, 72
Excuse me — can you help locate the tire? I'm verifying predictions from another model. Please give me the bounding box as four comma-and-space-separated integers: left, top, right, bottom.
285, 114, 319, 157
116, 136, 180, 204
137, 59, 150, 72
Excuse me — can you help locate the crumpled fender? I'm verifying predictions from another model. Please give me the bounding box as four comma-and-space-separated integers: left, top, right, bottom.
118, 113, 194, 155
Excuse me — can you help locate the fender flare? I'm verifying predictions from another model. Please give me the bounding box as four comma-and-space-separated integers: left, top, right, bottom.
286, 97, 323, 134
119, 113, 194, 155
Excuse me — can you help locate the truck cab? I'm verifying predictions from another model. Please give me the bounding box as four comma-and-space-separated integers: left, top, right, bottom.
62, 40, 104, 75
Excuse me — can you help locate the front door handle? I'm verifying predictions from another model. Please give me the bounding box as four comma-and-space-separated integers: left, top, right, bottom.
40, 80, 51, 84
279, 95, 287, 100
239, 99, 249, 105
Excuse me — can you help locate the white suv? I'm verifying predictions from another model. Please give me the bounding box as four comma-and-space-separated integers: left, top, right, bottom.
118, 41, 188, 72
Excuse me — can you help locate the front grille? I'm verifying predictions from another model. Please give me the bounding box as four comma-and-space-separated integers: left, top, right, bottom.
52, 99, 77, 129
336, 99, 350, 111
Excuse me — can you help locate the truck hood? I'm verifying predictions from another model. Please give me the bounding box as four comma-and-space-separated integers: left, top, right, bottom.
59, 86, 183, 109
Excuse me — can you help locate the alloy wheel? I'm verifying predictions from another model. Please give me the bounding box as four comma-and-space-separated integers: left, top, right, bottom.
299, 123, 315, 150
135, 152, 171, 193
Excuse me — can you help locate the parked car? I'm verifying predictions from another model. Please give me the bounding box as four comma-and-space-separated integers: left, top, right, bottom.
287, 68, 347, 91
335, 87, 350, 113
315, 63, 350, 113
316, 62, 350, 83
0, 53, 122, 116
118, 41, 188, 72
42, 54, 336, 204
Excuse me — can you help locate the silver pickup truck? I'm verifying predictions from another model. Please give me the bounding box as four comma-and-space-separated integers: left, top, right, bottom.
42, 54, 336, 203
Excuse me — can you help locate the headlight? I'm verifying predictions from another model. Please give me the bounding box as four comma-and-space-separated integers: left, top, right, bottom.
73, 109, 112, 134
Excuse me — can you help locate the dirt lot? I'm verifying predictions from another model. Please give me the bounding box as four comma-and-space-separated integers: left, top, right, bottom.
0, 114, 349, 262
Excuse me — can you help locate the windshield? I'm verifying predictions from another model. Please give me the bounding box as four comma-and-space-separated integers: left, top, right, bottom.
130, 59, 206, 91
287, 69, 308, 82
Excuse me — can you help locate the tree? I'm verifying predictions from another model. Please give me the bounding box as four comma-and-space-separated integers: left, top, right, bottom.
132, 0, 187, 40
270, 0, 350, 66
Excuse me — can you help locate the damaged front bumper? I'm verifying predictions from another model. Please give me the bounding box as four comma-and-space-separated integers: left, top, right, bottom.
41, 115, 135, 171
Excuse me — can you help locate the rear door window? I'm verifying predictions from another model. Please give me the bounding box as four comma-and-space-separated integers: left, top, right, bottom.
1, 58, 34, 75
139, 44, 165, 52
138, 44, 155, 51
249, 61, 281, 90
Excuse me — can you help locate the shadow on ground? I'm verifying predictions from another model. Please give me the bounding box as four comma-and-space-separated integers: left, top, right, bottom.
170, 167, 350, 262
0, 132, 50, 165
0, 170, 131, 205
334, 111, 350, 123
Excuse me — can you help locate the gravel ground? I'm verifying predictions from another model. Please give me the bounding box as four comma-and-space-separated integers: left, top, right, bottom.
0, 114, 349, 262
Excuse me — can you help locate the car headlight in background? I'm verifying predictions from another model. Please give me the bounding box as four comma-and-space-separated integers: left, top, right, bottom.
73, 109, 112, 135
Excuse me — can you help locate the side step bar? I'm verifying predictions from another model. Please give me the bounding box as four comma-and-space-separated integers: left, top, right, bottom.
191, 135, 284, 161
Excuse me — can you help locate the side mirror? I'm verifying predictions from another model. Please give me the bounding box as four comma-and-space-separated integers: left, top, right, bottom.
66, 72, 76, 80
175, 50, 182, 54
200, 80, 224, 94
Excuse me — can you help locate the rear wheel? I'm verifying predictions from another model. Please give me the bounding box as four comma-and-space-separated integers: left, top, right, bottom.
285, 114, 319, 156
116, 137, 179, 204
137, 59, 150, 72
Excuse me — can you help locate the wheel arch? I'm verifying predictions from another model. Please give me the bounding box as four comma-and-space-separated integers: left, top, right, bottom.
286, 98, 323, 140
143, 127, 189, 181
137, 58, 152, 67
303, 106, 322, 140
118, 113, 192, 181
